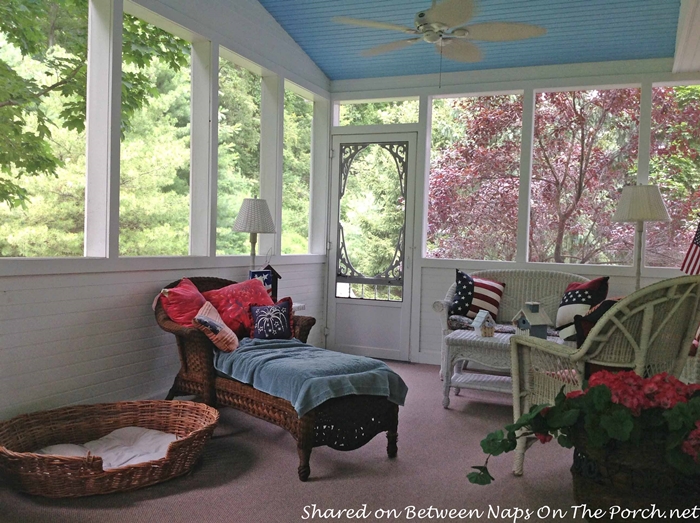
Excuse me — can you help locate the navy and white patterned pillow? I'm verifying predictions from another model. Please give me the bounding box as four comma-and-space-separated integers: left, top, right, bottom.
250, 298, 293, 340
555, 277, 609, 340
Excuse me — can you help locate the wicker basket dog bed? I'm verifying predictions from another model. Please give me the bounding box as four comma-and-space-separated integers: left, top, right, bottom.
0, 400, 219, 498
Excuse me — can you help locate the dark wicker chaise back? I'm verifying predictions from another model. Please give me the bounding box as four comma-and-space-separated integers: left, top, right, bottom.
154, 277, 316, 405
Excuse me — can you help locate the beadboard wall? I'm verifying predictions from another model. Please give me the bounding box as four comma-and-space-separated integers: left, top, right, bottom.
0, 260, 325, 420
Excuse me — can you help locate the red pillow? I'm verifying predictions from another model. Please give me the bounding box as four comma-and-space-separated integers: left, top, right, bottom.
159, 278, 206, 327
203, 279, 274, 338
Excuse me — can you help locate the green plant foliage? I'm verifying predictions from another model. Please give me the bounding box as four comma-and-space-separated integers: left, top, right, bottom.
468, 372, 700, 485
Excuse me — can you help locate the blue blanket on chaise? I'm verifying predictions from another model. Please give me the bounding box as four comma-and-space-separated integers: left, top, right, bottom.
213, 338, 408, 417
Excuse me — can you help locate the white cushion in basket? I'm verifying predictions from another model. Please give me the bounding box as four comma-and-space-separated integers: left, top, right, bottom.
36, 443, 89, 457
37, 427, 177, 470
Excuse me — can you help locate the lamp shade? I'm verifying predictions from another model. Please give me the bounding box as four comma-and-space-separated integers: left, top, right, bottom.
612, 185, 670, 223
232, 197, 276, 233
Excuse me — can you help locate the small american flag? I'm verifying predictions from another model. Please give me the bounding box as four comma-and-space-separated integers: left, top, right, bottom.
681, 220, 700, 275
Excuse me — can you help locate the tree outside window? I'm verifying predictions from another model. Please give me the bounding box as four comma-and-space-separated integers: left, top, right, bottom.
427, 95, 522, 261
0, 1, 190, 258
338, 100, 418, 126
529, 89, 639, 265
0, 0, 88, 257
646, 86, 700, 268
282, 89, 312, 255
216, 56, 261, 256
118, 15, 191, 257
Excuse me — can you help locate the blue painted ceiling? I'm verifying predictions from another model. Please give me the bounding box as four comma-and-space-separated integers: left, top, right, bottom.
255, 0, 680, 81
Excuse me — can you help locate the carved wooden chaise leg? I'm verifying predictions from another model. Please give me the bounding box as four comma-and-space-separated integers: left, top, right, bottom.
297, 444, 312, 482
386, 403, 399, 458
297, 416, 315, 481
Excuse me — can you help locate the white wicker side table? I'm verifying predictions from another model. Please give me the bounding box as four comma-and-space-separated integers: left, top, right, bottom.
442, 331, 513, 408
442, 329, 569, 408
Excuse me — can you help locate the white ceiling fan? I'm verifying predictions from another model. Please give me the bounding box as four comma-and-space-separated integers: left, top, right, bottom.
332, 0, 546, 62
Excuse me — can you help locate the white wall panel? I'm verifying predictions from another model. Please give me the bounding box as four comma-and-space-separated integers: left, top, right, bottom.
0, 260, 325, 420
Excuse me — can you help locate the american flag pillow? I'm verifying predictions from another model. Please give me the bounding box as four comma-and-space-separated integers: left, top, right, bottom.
555, 277, 609, 339
448, 270, 505, 320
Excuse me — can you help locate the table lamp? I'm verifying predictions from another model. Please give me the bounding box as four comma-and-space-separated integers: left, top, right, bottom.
613, 184, 670, 290
233, 197, 276, 270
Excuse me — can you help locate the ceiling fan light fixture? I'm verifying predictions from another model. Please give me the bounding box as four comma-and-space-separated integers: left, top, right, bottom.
423, 30, 441, 43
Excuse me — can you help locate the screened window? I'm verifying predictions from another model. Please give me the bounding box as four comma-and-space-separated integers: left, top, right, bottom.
426, 95, 522, 261
338, 100, 419, 126
0, 2, 88, 257
119, 14, 191, 256
282, 88, 312, 254
646, 85, 700, 268
530, 89, 639, 265
216, 54, 261, 255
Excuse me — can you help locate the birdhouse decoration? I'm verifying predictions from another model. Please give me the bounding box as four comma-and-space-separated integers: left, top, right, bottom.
263, 264, 281, 302
249, 269, 273, 298
511, 302, 551, 339
472, 310, 496, 337
249, 265, 282, 301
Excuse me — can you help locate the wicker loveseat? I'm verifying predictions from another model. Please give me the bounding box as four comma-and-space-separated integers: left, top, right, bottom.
155, 277, 399, 481
433, 269, 590, 404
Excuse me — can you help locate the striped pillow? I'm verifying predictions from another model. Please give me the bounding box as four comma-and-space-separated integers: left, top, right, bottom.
193, 301, 239, 352
448, 270, 505, 320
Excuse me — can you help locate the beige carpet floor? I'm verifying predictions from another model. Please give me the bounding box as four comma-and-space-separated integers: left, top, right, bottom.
0, 362, 583, 523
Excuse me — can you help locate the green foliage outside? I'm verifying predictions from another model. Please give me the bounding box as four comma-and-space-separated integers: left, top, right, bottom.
3, 3, 698, 265
0, 2, 312, 258
340, 144, 404, 278
282, 90, 312, 255
339, 100, 419, 126
119, 43, 191, 256
217, 58, 261, 256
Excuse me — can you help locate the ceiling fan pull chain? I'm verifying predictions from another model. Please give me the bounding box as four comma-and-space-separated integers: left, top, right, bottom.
439, 40, 443, 89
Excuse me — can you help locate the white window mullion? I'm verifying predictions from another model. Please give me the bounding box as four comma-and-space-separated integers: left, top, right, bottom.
637, 82, 653, 185
416, 94, 431, 257
308, 97, 330, 254
85, 0, 123, 258
189, 41, 217, 256
516, 88, 535, 264
259, 74, 284, 260
636, 81, 653, 274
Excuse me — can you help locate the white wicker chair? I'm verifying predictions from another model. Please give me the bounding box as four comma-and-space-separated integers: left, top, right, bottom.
510, 275, 700, 476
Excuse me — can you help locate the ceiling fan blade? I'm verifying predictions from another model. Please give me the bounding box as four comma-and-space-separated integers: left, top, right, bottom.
422, 0, 476, 28
362, 37, 422, 57
332, 16, 417, 34
437, 39, 482, 62
456, 22, 546, 41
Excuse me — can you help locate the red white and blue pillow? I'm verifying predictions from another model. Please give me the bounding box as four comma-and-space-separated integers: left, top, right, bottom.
448, 270, 505, 320
250, 297, 294, 340
556, 277, 609, 340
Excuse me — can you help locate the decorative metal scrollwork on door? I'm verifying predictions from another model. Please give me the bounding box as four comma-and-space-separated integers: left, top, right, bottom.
336, 142, 408, 300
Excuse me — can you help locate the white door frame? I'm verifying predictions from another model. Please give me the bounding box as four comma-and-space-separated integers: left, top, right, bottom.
326, 131, 418, 361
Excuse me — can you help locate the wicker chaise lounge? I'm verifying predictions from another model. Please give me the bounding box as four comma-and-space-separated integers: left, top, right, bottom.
155, 277, 399, 481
